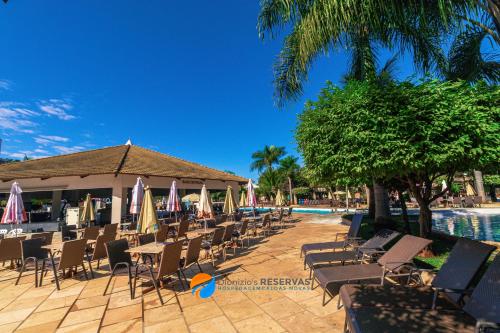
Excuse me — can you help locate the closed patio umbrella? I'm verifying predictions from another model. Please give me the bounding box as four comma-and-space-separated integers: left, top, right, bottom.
1, 182, 27, 234
137, 186, 160, 233
223, 185, 238, 215
197, 184, 214, 219
130, 177, 144, 222
466, 183, 476, 196
275, 189, 286, 206
239, 191, 247, 207
166, 180, 182, 221
246, 179, 257, 208
80, 193, 95, 225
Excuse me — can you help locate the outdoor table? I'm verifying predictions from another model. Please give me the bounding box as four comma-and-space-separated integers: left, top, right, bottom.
120, 230, 142, 245
125, 241, 171, 256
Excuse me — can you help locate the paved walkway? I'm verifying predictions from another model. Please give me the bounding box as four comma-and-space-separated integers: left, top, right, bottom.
0, 215, 347, 333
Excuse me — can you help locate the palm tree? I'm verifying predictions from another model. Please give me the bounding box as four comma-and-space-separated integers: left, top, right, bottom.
440, 26, 499, 83
278, 155, 301, 204
250, 145, 286, 173
258, 0, 473, 106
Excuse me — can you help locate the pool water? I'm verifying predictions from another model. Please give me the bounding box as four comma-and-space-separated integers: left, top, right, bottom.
431, 209, 500, 242
240, 207, 337, 215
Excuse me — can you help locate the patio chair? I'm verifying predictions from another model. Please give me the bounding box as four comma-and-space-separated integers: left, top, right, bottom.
30, 232, 54, 245
452, 197, 462, 208
300, 214, 363, 257
339, 237, 496, 311
133, 241, 185, 310
312, 235, 432, 306
103, 238, 135, 299
61, 225, 77, 241
154, 228, 167, 243
137, 233, 156, 264
175, 219, 189, 242
0, 236, 26, 266
103, 223, 118, 236
44, 239, 90, 290
343, 254, 500, 333
86, 233, 116, 277
464, 196, 475, 208
271, 208, 285, 229
179, 236, 203, 284
15, 238, 49, 287
222, 223, 236, 259
0, 229, 7, 236
304, 229, 401, 277
234, 220, 251, 248
255, 213, 272, 238
201, 227, 225, 267
82, 226, 100, 240
473, 196, 482, 207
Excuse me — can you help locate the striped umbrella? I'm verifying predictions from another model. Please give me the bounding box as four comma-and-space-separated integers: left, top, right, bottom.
1, 182, 27, 233
197, 184, 214, 218
246, 179, 257, 207
129, 177, 144, 215
80, 193, 95, 224
239, 191, 246, 207
223, 185, 238, 215
166, 180, 182, 221
137, 186, 160, 233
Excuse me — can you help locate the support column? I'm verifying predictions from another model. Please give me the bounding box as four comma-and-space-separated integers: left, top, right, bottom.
51, 190, 62, 221
111, 179, 125, 224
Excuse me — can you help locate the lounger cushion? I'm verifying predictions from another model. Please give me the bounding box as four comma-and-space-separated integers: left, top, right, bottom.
346, 307, 476, 333
339, 284, 460, 310
314, 263, 383, 288
301, 241, 346, 254
305, 251, 359, 269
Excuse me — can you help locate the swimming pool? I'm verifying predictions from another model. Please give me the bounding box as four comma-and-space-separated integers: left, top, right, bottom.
430, 209, 500, 242
240, 207, 343, 215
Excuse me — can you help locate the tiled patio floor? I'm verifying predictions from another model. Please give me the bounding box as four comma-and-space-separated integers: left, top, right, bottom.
0, 215, 347, 332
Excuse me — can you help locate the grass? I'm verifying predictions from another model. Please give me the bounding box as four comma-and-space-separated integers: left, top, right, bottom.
343, 214, 455, 269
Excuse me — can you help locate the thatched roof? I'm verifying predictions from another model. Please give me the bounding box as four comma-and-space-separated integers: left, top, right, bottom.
0, 144, 246, 183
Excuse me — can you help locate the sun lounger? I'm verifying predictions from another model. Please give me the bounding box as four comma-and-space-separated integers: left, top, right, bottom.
312, 235, 432, 306
343, 254, 500, 333
304, 229, 401, 276
339, 237, 496, 311
300, 214, 363, 257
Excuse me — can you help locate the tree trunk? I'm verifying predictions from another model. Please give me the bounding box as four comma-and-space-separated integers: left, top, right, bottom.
473, 170, 486, 202
367, 184, 375, 218
398, 190, 411, 234
288, 176, 293, 205
373, 179, 391, 219
418, 203, 432, 238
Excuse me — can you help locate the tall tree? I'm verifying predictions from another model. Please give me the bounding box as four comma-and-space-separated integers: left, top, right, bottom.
278, 155, 301, 203
440, 26, 500, 83
258, 0, 473, 106
250, 145, 286, 173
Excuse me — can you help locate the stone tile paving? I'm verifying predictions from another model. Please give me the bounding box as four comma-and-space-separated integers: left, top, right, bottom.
0, 215, 347, 332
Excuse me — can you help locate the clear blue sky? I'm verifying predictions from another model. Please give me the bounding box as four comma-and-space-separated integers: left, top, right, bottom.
0, 1, 416, 179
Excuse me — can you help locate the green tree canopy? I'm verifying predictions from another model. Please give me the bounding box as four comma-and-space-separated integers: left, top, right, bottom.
296, 79, 499, 236
250, 145, 286, 173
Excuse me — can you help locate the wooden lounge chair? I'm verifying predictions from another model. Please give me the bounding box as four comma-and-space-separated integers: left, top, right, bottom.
304, 229, 401, 277
300, 214, 363, 257
312, 235, 432, 306
339, 237, 496, 311
343, 254, 500, 333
